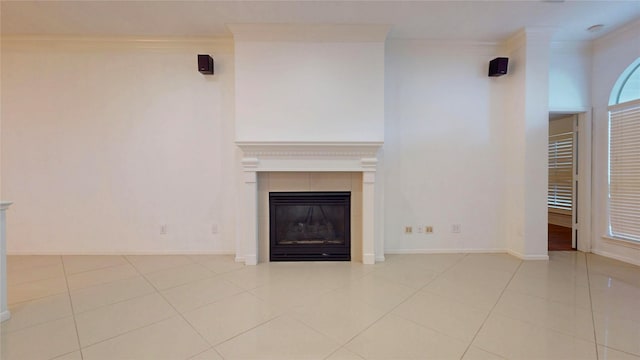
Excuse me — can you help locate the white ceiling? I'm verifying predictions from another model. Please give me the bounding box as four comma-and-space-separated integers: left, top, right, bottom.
2, 1, 640, 42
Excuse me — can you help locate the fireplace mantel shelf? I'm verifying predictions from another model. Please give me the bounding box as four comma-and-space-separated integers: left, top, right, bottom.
236, 141, 383, 157
236, 141, 383, 173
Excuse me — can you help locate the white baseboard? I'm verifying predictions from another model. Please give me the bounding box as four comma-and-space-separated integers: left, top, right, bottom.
507, 249, 549, 261
375, 255, 386, 262
384, 248, 508, 255
7, 250, 236, 256
591, 249, 640, 267
384, 248, 548, 261
1, 310, 11, 323
362, 253, 376, 265
244, 255, 258, 266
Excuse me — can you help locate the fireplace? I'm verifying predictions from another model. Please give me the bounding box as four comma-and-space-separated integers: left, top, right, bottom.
235, 141, 382, 265
270, 192, 351, 261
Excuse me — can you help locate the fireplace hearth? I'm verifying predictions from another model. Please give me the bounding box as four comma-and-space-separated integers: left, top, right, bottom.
269, 192, 350, 261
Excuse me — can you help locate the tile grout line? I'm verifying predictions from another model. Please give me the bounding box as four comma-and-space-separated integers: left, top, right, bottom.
581, 254, 640, 358
6, 290, 69, 314
69, 260, 212, 355
211, 262, 395, 358
459, 258, 524, 359
70, 283, 156, 316
211, 267, 356, 353
248, 312, 345, 358
59, 255, 85, 360
65, 269, 157, 315
322, 347, 346, 360
334, 253, 472, 354
141, 269, 221, 293
125, 255, 207, 278
16, 253, 628, 360
382, 255, 517, 359
3, 257, 128, 336
155, 273, 247, 314
585, 254, 600, 360
120, 255, 227, 357
62, 258, 131, 277
582, 254, 640, 358
5, 257, 64, 271
7, 272, 65, 288
209, 264, 380, 355
186, 346, 224, 360
209, 312, 290, 357
74, 312, 177, 352
5, 257, 228, 320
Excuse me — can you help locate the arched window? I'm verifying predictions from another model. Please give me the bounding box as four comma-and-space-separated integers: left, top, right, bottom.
614, 62, 640, 104
608, 58, 640, 242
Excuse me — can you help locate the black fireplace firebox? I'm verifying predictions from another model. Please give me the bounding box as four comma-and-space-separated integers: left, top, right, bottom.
269, 192, 350, 261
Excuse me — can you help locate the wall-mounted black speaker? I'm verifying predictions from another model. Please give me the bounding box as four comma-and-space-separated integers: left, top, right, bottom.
488, 57, 508, 77
198, 54, 214, 75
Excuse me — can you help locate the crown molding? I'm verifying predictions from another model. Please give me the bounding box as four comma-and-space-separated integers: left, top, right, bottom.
502, 27, 556, 52
593, 17, 640, 52
227, 24, 390, 43
0, 35, 233, 50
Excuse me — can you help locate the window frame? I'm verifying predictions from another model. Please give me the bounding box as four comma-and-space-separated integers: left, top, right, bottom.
615, 62, 640, 105
607, 59, 640, 243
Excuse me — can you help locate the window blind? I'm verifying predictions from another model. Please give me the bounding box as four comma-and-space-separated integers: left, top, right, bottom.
609, 99, 640, 242
548, 131, 574, 211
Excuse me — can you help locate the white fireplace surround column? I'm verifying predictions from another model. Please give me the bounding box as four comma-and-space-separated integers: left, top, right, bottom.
236, 142, 383, 265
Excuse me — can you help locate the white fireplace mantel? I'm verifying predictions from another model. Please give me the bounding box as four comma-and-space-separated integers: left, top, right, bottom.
236, 141, 383, 172
235, 141, 383, 265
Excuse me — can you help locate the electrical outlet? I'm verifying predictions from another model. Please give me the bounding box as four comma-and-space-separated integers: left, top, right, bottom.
425, 226, 434, 233
160, 224, 167, 235
212, 224, 218, 234
417, 226, 424, 233
404, 226, 413, 234
452, 224, 461, 233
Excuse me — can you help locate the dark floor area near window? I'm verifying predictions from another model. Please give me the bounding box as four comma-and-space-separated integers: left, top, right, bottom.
548, 224, 574, 251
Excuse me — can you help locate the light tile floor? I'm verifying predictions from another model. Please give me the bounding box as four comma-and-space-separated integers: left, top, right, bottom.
1, 252, 639, 359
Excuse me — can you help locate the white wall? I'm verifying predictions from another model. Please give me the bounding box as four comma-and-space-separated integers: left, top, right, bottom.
4, 35, 516, 257
6, 25, 636, 265
549, 42, 591, 112
1, 37, 237, 254
233, 31, 385, 143
495, 29, 553, 260
502, 40, 528, 257
383, 40, 508, 253
591, 20, 640, 266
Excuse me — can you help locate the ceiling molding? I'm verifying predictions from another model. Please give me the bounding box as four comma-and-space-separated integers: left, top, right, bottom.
593, 17, 640, 50
0, 35, 232, 44
0, 35, 234, 51
227, 24, 391, 43
2, 1, 639, 42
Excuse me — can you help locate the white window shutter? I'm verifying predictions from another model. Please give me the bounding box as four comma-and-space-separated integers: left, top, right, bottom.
548, 132, 574, 211
609, 99, 640, 242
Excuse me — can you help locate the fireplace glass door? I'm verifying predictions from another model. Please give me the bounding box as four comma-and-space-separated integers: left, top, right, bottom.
269, 192, 350, 261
